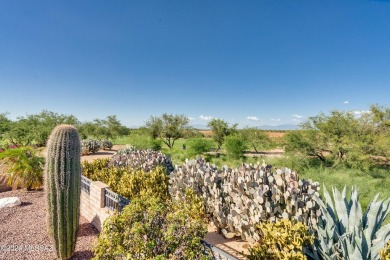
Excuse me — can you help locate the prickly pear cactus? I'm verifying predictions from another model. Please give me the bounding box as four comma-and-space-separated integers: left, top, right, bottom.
45, 125, 81, 260
169, 157, 321, 242
99, 139, 113, 150
108, 147, 174, 174
81, 139, 100, 155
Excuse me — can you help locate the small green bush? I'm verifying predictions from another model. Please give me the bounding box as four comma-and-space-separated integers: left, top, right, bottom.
82, 159, 170, 201
248, 219, 313, 260
187, 138, 213, 156
93, 192, 212, 260
224, 135, 247, 159
0, 146, 44, 190
151, 138, 163, 151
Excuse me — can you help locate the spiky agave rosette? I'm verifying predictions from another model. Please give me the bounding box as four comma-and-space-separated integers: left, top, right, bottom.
44, 124, 81, 260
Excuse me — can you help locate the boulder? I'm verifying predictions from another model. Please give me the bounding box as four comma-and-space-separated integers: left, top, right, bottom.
0, 197, 22, 209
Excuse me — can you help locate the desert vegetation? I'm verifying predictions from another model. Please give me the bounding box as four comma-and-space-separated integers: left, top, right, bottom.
0, 105, 389, 259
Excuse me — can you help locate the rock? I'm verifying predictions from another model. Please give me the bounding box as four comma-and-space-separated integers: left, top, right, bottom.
0, 197, 22, 209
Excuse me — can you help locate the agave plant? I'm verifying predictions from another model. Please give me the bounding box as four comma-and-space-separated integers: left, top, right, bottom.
310, 185, 390, 260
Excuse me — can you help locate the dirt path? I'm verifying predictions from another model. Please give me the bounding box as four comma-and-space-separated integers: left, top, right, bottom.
80, 145, 126, 163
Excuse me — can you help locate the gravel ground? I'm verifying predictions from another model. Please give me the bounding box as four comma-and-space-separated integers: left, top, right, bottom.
0, 190, 98, 260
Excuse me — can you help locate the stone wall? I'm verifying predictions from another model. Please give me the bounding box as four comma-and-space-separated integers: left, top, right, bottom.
80, 180, 112, 231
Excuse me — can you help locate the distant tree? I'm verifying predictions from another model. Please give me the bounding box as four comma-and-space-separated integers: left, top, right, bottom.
0, 113, 12, 141
105, 115, 130, 138
187, 138, 213, 156
240, 128, 274, 153
225, 135, 248, 159
207, 119, 237, 151
144, 114, 190, 149
5, 110, 79, 146
78, 115, 129, 140
284, 105, 390, 169
284, 130, 329, 164
77, 121, 99, 139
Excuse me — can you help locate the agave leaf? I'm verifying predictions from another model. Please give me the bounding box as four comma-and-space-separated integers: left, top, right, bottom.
339, 230, 363, 260
342, 185, 350, 215
338, 236, 349, 259
304, 247, 322, 260
362, 193, 379, 228
333, 186, 348, 235
378, 198, 390, 227
323, 185, 337, 221
370, 223, 390, 260
363, 196, 384, 247
352, 226, 368, 259
318, 237, 336, 260
351, 244, 363, 260
316, 195, 337, 239
348, 188, 362, 234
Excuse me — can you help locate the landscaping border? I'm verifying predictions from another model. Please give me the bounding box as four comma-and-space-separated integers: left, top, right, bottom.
79, 175, 242, 259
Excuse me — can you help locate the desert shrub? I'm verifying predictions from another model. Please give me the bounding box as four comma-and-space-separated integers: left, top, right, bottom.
82, 158, 109, 176
108, 147, 174, 174
93, 192, 212, 260
81, 139, 100, 155
125, 132, 158, 150
170, 157, 320, 242
381, 241, 390, 260
240, 128, 275, 153
224, 135, 248, 159
187, 138, 213, 156
151, 138, 163, 151
247, 219, 314, 260
0, 146, 44, 190
99, 139, 113, 150
82, 159, 170, 201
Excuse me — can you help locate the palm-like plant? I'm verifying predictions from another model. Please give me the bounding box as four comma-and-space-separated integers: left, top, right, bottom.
0, 147, 44, 190
310, 186, 390, 260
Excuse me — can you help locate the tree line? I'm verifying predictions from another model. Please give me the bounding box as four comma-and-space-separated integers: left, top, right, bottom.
0, 110, 129, 146
1, 105, 388, 169
142, 105, 389, 168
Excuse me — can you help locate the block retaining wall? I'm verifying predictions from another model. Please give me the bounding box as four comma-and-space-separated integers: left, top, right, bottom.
80, 180, 111, 231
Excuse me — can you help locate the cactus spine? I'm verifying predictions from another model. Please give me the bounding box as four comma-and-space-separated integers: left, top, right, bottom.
45, 125, 81, 259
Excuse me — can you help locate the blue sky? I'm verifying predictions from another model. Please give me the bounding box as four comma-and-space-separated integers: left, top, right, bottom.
1, 0, 389, 128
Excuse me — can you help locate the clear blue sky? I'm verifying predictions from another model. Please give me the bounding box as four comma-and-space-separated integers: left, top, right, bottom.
1, 0, 389, 128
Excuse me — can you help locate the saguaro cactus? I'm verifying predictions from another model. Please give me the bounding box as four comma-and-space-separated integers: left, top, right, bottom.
44, 124, 81, 259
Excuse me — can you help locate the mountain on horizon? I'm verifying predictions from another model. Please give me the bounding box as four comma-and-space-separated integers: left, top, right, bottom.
188, 123, 300, 131
128, 123, 300, 131
255, 124, 300, 131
